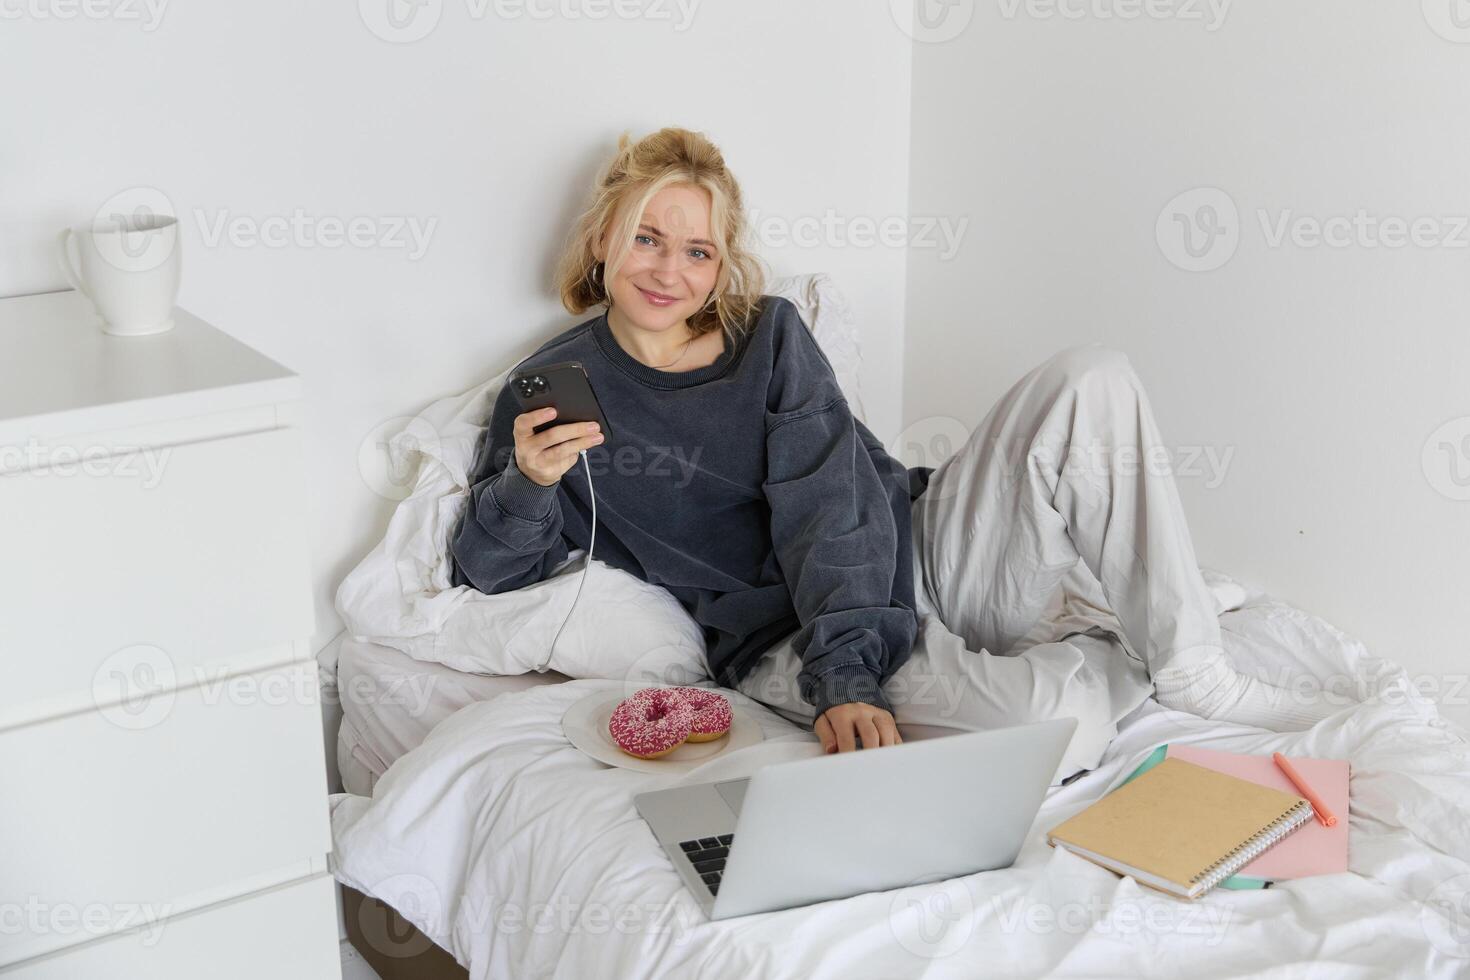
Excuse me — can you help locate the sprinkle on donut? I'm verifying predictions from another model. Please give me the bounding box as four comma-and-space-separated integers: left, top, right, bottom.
673, 688, 732, 743
609, 688, 694, 759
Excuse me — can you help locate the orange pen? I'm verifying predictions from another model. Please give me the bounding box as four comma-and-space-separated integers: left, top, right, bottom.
1272, 752, 1338, 828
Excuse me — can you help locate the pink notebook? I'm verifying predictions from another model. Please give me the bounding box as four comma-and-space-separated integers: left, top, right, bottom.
1167, 745, 1349, 880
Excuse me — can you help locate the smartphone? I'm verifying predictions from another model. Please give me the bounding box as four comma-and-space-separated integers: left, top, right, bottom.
509, 361, 613, 438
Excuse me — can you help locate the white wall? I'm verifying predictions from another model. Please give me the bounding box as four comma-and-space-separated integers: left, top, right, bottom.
904, 1, 1470, 726
11, 2, 1460, 727
2, 1, 913, 652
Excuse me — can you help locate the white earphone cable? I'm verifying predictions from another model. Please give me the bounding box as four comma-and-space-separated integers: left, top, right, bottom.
542, 450, 595, 671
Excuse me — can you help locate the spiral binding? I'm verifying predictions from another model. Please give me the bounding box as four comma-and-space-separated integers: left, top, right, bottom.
1190, 800, 1316, 894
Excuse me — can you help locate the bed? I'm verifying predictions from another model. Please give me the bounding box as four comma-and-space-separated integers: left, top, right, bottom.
328, 573, 1470, 978
327, 275, 1470, 978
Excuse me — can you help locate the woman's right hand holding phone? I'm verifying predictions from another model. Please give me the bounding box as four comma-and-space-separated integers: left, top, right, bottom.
514, 407, 605, 487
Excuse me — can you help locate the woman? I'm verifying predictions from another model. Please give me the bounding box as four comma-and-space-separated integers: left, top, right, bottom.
450, 128, 1332, 778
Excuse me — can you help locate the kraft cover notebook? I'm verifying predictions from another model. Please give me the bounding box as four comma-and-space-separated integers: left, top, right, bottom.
1120, 745, 1350, 888
1047, 758, 1314, 899
1167, 745, 1349, 882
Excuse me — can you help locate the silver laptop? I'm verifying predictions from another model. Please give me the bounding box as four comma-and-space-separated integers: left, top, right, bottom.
633, 716, 1078, 920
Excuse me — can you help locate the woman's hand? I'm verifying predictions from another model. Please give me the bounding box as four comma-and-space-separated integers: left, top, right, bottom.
514, 407, 604, 487
815, 703, 902, 753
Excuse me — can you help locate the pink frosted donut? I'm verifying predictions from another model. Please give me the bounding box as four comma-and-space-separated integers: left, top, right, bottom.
609, 688, 694, 759
674, 688, 732, 743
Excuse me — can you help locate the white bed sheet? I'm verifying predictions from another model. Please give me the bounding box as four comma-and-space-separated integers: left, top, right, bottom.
329, 574, 1470, 979
335, 637, 570, 796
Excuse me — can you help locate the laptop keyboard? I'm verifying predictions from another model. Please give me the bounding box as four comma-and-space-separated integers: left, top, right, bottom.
678, 834, 735, 895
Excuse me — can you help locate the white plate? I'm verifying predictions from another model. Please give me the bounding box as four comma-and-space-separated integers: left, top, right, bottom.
562, 689, 765, 774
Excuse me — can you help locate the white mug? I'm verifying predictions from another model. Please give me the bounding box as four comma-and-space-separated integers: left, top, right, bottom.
57, 213, 182, 336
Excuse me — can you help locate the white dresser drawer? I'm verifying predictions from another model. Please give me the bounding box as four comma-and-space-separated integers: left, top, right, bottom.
0, 293, 337, 977
0, 425, 314, 725
1, 874, 340, 980
0, 661, 331, 967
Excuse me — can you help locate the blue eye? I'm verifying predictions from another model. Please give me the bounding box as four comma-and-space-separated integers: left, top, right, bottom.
635, 234, 656, 247
688, 248, 710, 261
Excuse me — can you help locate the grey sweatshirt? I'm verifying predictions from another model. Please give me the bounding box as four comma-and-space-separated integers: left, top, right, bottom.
449, 296, 929, 718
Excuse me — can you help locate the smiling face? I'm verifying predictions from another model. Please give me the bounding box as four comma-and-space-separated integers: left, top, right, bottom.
596, 183, 723, 337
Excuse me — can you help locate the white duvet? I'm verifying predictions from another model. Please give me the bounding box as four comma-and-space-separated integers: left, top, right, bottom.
330, 572, 1470, 979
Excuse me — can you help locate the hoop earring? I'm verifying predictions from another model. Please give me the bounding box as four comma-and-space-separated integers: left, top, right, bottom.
589, 262, 603, 285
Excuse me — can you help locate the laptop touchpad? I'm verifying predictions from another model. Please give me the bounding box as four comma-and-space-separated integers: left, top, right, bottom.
715, 778, 749, 816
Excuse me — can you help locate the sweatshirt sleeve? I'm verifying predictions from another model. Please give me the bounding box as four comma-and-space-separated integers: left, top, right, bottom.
449, 383, 571, 594
760, 301, 920, 718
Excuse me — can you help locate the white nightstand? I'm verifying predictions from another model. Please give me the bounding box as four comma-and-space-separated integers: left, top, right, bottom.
0, 290, 340, 979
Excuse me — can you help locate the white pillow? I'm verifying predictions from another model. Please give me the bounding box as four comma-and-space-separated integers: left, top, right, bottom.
414, 557, 711, 686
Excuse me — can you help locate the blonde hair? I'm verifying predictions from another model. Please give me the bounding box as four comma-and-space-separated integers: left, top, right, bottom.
555, 127, 765, 339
